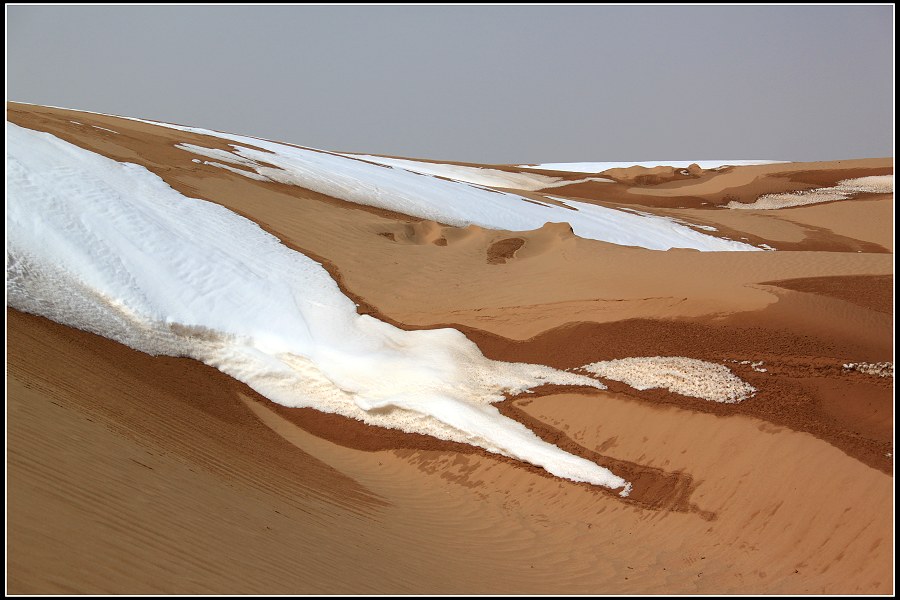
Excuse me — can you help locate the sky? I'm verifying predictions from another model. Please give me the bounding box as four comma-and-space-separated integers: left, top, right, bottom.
6, 5, 894, 164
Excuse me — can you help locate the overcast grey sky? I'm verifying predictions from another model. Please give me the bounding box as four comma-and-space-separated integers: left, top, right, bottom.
7, 5, 894, 163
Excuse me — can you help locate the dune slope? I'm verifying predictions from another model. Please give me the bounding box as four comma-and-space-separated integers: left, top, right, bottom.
6, 103, 894, 594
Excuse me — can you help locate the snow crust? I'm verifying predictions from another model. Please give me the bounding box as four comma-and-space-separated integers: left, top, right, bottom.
581, 357, 756, 403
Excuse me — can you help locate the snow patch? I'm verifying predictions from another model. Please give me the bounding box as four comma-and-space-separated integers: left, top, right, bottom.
68, 119, 117, 134
728, 359, 767, 373
843, 362, 893, 378
342, 154, 614, 190
612, 206, 721, 233
170, 140, 760, 251
580, 357, 756, 403
517, 160, 785, 173
727, 176, 893, 209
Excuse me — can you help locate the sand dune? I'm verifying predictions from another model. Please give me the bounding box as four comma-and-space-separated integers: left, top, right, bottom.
6, 102, 894, 594
8, 309, 891, 594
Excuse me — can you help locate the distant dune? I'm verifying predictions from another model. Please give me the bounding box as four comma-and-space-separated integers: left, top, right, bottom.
6, 102, 893, 594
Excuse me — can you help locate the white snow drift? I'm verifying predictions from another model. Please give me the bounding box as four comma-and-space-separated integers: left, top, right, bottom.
7, 122, 633, 495
727, 176, 893, 210
580, 357, 756, 403
174, 141, 760, 252
341, 153, 615, 191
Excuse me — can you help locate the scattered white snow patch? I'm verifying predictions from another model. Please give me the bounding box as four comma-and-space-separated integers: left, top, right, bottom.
728, 359, 767, 373
170, 140, 760, 251
7, 122, 631, 494
517, 160, 785, 173
727, 176, 893, 209
44, 106, 762, 252
842, 362, 893, 378
580, 357, 756, 403
202, 160, 271, 181
177, 143, 267, 169
68, 119, 117, 134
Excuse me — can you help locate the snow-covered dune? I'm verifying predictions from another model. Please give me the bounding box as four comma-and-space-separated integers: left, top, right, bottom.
16, 105, 765, 251
5, 110, 774, 493
339, 153, 615, 191
6, 122, 632, 494
173, 137, 760, 252
51, 108, 756, 252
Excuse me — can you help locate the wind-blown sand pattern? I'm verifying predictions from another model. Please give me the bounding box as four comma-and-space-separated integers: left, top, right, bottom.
6, 103, 894, 594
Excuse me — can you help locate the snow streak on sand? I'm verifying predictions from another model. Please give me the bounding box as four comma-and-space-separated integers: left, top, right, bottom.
6, 122, 631, 495
517, 160, 785, 173
580, 357, 756, 403
70, 120, 119, 134
175, 142, 759, 252
727, 176, 894, 209
342, 154, 615, 191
